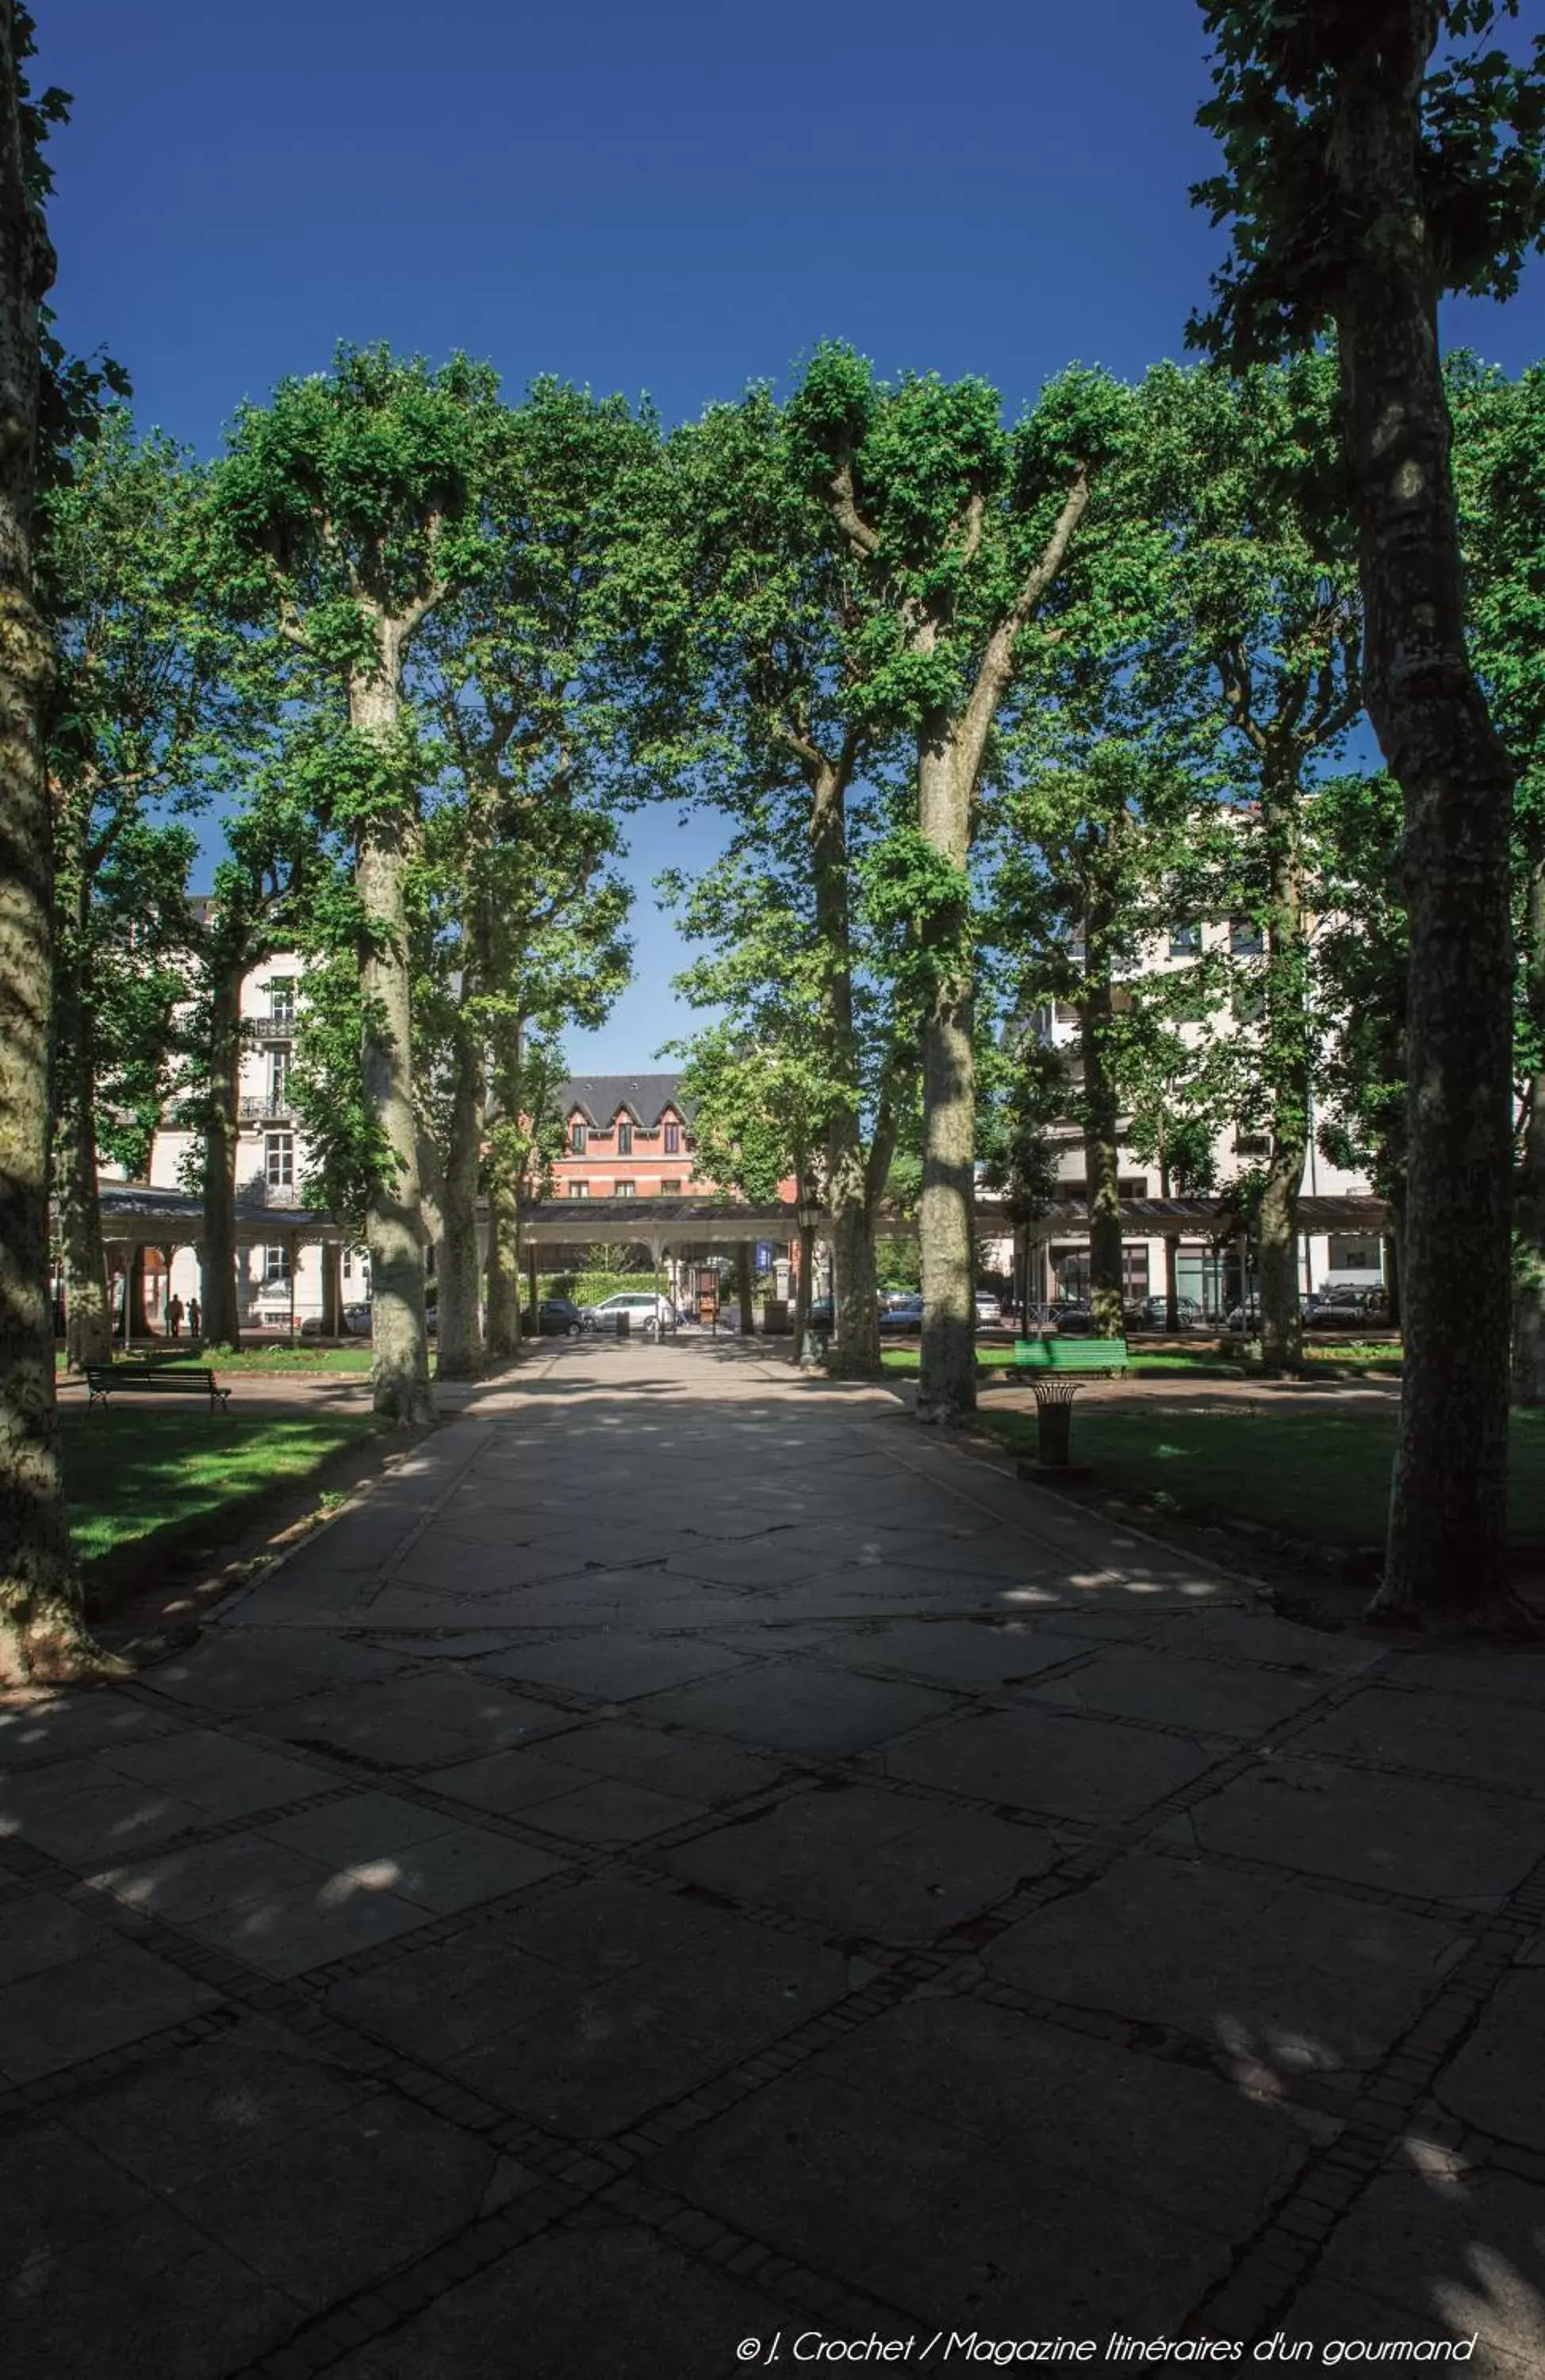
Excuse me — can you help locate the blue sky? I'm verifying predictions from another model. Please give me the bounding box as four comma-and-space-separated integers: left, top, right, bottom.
41, 1, 1545, 1068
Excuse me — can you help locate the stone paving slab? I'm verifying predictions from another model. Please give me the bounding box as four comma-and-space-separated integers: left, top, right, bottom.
6, 1339, 1543, 2374
984, 1851, 1470, 2073
655, 1997, 1313, 2332
329, 2216, 791, 2380
1160, 1759, 1545, 1907
883, 1701, 1224, 1820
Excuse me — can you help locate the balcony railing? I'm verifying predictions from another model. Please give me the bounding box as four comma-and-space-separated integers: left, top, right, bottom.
248, 1015, 297, 1042
239, 1093, 297, 1123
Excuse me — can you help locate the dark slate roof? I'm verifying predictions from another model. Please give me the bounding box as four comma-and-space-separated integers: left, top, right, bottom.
554, 1073, 696, 1129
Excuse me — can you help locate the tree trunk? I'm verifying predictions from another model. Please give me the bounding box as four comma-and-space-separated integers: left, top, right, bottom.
734, 1241, 755, 1338
1512, 865, 1545, 1403
320, 1240, 342, 1338
916, 728, 976, 1423
810, 758, 883, 1377
352, 651, 431, 1426
435, 1021, 485, 1379
199, 957, 243, 1348
0, 7, 98, 1678
56, 1054, 111, 1368
485, 1173, 521, 1357
1079, 935, 1125, 1340
1330, 44, 1517, 1623
793, 1223, 814, 1352
1257, 772, 1309, 1376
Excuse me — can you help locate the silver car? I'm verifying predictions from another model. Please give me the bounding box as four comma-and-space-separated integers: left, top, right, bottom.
581, 1292, 677, 1340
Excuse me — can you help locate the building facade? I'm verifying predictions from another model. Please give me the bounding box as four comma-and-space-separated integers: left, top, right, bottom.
991, 915, 1384, 1315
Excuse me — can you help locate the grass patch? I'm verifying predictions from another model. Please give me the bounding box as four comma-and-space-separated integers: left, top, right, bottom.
880, 1342, 1403, 1384
63, 1407, 381, 1591
980, 1405, 1545, 1550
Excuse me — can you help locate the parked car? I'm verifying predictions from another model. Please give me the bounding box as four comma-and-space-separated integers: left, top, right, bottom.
1127, 1294, 1202, 1331
1305, 1288, 1389, 1330
301, 1300, 372, 1338
581, 1291, 678, 1339
1224, 1297, 1262, 1332
1048, 1299, 1094, 1334
522, 1297, 585, 1338
877, 1293, 925, 1334
974, 1289, 1003, 1326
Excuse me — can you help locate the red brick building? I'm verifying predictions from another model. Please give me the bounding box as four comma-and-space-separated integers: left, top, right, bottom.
548, 1075, 702, 1202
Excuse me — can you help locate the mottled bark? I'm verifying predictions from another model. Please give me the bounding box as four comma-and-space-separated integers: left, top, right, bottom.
734, 1241, 755, 1338
1079, 920, 1124, 1340
0, 6, 99, 1677
1512, 866, 1545, 1403
485, 1173, 521, 1357
199, 958, 243, 1348
916, 727, 977, 1424
1326, 22, 1518, 1621
320, 1241, 342, 1338
435, 1022, 485, 1379
1258, 794, 1309, 1376
808, 747, 884, 1378
352, 651, 431, 1426
56, 1050, 110, 1368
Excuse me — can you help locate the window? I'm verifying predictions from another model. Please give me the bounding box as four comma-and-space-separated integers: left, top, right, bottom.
616, 1120, 633, 1156
660, 1179, 682, 1193
268, 978, 296, 1023
571, 1181, 589, 1199
1234, 1131, 1270, 1158
1118, 1177, 1149, 1199
570, 1120, 587, 1154
1121, 1246, 1151, 1298
1169, 923, 1201, 957
1053, 1002, 1080, 1025
267, 1045, 290, 1107
664, 1121, 680, 1154
613, 1180, 635, 1197
342, 1249, 353, 1279
1229, 918, 1265, 956
1328, 1234, 1381, 1273
263, 1245, 291, 1284
265, 1132, 293, 1188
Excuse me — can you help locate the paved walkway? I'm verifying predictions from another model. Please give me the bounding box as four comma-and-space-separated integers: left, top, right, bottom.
3, 1339, 1543, 2376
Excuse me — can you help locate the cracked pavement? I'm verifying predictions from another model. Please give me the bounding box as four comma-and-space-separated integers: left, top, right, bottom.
3, 1337, 1545, 2376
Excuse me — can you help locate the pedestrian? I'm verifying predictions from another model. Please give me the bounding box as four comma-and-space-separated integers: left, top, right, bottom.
188, 1296, 201, 1340
167, 1292, 184, 1339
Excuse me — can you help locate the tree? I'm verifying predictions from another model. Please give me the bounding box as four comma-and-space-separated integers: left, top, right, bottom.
1191, 0, 1545, 1622
412, 383, 645, 1377
1448, 359, 1545, 1393
0, 3, 111, 1676
609, 386, 902, 1376
180, 784, 316, 1349
44, 416, 224, 1365
1141, 356, 1363, 1371
215, 347, 508, 1422
789, 347, 1127, 1422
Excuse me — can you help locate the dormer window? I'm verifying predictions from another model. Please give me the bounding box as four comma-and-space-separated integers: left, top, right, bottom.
617, 1120, 633, 1156
664, 1121, 680, 1154
570, 1120, 587, 1154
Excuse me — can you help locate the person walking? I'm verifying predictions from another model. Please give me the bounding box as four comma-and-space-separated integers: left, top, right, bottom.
188, 1296, 201, 1340
167, 1292, 184, 1339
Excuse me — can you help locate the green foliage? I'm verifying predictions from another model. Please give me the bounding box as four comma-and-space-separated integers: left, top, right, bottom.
1190, 1, 1545, 365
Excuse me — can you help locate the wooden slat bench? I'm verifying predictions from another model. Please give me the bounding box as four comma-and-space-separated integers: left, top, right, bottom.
84, 1365, 232, 1415
1014, 1337, 1129, 1374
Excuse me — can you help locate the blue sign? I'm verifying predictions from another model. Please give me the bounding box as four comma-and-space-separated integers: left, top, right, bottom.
754, 1241, 773, 1270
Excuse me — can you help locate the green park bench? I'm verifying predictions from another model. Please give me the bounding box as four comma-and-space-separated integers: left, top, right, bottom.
84, 1364, 232, 1416
1014, 1336, 1129, 1374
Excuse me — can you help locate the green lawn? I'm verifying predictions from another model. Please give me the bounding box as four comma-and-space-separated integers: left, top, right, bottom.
61, 1345, 378, 1374
979, 1405, 1545, 1550
880, 1342, 1404, 1382
63, 1407, 381, 1590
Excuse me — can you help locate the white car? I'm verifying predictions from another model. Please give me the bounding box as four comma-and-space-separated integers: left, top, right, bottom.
581, 1292, 677, 1340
